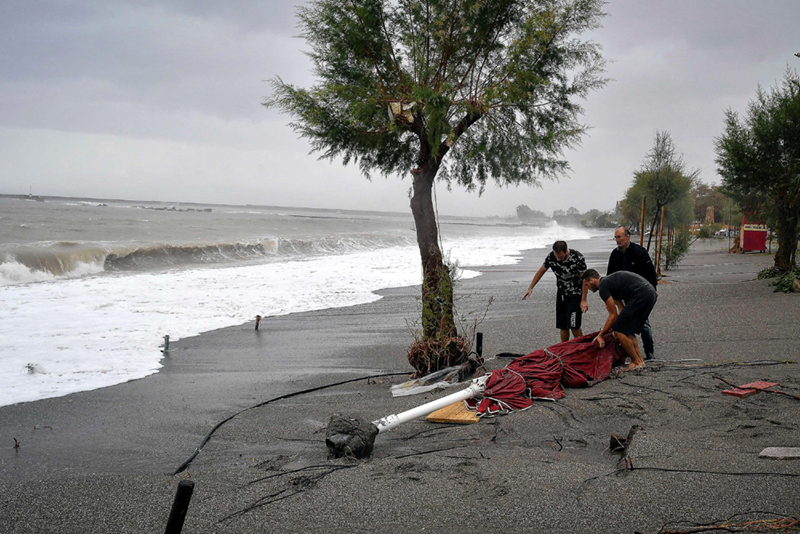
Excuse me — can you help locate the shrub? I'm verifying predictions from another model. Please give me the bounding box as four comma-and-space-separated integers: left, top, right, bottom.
664, 230, 692, 270
758, 266, 800, 293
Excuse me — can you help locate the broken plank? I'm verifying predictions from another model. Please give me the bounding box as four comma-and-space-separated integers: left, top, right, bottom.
426, 401, 480, 424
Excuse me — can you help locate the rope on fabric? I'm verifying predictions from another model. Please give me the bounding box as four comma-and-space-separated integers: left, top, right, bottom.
544, 348, 564, 369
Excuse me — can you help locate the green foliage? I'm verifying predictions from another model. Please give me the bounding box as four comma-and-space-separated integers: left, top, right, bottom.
664, 229, 692, 270
620, 132, 696, 238
266, 0, 608, 190
697, 224, 713, 238
758, 266, 800, 293
719, 198, 743, 228
715, 69, 800, 269
580, 208, 616, 228
692, 182, 727, 223
266, 0, 608, 372
516, 204, 549, 221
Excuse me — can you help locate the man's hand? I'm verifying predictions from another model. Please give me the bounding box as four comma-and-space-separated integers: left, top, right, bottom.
593, 334, 605, 348
580, 300, 589, 313
522, 288, 532, 300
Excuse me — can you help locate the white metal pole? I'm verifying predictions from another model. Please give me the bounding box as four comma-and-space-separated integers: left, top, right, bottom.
372, 375, 487, 433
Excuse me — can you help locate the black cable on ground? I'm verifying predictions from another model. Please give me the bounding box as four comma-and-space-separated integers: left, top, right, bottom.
172, 371, 409, 475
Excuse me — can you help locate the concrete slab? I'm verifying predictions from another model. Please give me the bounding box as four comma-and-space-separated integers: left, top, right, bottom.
759, 447, 800, 459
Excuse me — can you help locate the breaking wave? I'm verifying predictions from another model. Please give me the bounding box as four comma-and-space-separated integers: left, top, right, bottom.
0, 234, 414, 286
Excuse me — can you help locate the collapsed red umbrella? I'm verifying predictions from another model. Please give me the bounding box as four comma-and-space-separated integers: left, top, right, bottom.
466, 331, 625, 416
327, 331, 625, 458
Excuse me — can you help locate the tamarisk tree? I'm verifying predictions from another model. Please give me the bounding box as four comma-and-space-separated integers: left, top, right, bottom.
716, 69, 800, 270
622, 131, 697, 252
266, 0, 607, 373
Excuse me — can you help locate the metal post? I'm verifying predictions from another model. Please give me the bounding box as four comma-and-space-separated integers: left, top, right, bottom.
728, 198, 732, 251
476, 332, 483, 358
165, 480, 194, 534
163, 335, 170, 352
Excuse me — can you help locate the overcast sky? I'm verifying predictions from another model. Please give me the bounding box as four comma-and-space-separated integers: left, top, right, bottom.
1, 1, 798, 217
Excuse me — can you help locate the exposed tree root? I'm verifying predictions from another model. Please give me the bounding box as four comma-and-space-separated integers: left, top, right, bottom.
406, 335, 481, 377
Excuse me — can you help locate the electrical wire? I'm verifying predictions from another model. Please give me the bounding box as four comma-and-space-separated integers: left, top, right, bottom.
172, 371, 409, 475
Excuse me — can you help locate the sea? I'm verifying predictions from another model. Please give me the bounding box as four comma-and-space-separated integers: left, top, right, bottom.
0, 196, 600, 407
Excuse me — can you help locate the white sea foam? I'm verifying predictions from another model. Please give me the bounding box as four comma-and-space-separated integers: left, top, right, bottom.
0, 225, 593, 407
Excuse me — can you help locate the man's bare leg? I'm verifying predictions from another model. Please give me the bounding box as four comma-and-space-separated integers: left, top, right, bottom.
613, 332, 645, 370
560, 329, 570, 343
571, 328, 583, 339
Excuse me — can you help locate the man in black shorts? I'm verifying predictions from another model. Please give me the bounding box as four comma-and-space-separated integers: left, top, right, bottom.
581, 268, 658, 370
522, 241, 586, 342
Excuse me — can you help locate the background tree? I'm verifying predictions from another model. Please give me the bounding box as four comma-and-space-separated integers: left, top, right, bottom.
516, 205, 549, 222
267, 0, 607, 373
692, 182, 727, 223
716, 69, 800, 270
580, 208, 616, 228
628, 131, 697, 251
618, 180, 646, 233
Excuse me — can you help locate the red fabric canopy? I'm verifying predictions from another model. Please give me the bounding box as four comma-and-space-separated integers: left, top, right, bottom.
466, 331, 625, 417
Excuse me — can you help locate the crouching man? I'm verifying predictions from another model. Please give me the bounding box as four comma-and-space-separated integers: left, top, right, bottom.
581, 269, 658, 370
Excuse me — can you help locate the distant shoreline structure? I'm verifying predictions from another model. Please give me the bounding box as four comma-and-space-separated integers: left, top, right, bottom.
0, 192, 412, 218
2, 193, 45, 202
0, 193, 510, 222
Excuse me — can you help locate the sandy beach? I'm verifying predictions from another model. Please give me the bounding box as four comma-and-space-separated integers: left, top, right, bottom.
2, 238, 799, 533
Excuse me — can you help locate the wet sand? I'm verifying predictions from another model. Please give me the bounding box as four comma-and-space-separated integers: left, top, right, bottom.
2, 238, 799, 533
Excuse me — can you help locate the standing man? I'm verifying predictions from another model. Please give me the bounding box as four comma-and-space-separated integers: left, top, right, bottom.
523, 241, 586, 342
581, 269, 658, 371
608, 227, 658, 360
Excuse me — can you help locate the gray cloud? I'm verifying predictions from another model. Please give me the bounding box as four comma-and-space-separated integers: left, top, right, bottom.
1, 0, 798, 216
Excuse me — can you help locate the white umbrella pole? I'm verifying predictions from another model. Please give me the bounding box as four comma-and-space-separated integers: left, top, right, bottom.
372, 375, 487, 433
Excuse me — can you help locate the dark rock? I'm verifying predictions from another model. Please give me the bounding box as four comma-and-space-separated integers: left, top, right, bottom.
325, 415, 379, 459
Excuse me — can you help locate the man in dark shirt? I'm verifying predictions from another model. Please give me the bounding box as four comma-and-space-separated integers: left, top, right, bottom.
606, 226, 658, 360
581, 269, 658, 370
523, 240, 587, 342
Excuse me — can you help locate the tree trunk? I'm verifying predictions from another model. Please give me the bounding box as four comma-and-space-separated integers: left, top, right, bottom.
646, 205, 661, 253
773, 205, 799, 270
410, 160, 456, 341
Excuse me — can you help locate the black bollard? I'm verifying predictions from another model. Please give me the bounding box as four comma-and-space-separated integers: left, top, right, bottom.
476, 332, 483, 358
255, 315, 262, 331
163, 335, 170, 352
164, 479, 194, 534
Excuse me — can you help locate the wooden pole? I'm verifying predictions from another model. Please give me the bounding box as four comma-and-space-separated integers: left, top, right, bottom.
639, 196, 647, 246
665, 227, 672, 269
655, 206, 665, 277
165, 480, 194, 534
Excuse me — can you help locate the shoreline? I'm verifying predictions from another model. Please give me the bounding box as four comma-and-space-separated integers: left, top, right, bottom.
2, 238, 799, 533
0, 217, 598, 407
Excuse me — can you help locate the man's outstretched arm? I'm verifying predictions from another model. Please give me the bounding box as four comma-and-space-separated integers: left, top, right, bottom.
522, 266, 548, 300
